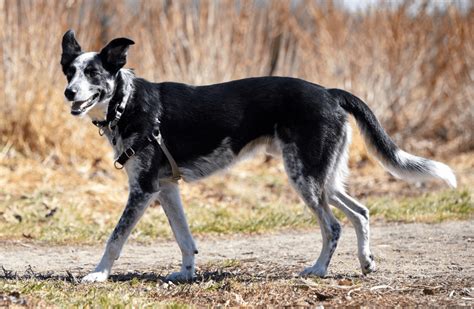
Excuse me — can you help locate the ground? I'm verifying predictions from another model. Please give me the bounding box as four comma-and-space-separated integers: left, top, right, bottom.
1, 220, 473, 307
1, 151, 473, 306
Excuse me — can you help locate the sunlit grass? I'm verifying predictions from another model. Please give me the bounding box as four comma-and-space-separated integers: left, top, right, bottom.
1, 154, 471, 244
0, 279, 189, 308
366, 189, 473, 223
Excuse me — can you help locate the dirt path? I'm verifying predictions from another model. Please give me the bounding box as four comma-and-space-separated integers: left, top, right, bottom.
1, 220, 473, 306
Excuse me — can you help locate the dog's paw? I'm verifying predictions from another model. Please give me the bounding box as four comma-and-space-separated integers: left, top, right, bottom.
299, 265, 327, 278
82, 271, 109, 283
361, 256, 376, 275
165, 271, 196, 283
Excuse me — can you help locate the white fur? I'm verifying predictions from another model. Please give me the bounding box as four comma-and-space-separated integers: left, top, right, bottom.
329, 192, 375, 274
326, 123, 352, 195
69, 52, 98, 102
67, 52, 136, 120
387, 150, 457, 188
157, 181, 198, 281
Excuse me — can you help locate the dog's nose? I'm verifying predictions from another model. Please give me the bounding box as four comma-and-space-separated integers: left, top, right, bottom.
64, 88, 77, 101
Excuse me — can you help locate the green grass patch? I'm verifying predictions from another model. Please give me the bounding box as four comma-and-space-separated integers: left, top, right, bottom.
0, 186, 471, 244
0, 279, 190, 307
366, 189, 473, 223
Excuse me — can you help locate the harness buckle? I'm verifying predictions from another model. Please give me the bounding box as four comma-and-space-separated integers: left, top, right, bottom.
116, 104, 125, 114
125, 147, 135, 158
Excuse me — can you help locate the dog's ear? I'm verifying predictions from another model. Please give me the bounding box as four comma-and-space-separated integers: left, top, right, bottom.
61, 30, 82, 72
99, 38, 135, 74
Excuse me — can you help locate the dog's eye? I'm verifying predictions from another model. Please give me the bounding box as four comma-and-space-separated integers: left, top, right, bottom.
85, 69, 99, 77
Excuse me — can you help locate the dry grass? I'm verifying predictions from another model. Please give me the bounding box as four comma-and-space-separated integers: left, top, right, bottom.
0, 0, 473, 241
1, 4, 473, 307
1, 257, 473, 307
0, 0, 472, 165
1, 152, 472, 243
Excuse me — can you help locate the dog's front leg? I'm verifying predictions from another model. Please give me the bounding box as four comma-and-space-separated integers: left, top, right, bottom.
82, 185, 154, 283
157, 181, 198, 282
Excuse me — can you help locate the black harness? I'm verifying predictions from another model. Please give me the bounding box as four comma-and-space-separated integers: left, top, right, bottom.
92, 72, 181, 182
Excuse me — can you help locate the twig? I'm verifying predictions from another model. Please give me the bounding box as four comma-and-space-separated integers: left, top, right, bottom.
347, 287, 363, 298
66, 270, 78, 284
370, 285, 394, 292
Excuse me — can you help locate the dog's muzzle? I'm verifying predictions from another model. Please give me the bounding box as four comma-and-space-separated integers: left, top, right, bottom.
71, 93, 100, 115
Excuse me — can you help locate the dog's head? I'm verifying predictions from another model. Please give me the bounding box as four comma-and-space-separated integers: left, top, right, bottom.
60, 30, 134, 117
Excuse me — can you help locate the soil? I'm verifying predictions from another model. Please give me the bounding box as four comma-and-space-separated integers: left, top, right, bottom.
1, 220, 473, 306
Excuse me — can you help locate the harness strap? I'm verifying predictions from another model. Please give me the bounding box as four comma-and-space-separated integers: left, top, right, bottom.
152, 127, 181, 182
91, 71, 131, 143
114, 137, 151, 169
91, 71, 180, 182
113, 125, 181, 182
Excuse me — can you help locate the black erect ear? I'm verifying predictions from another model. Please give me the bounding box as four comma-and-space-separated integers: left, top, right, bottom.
61, 29, 82, 73
99, 38, 135, 74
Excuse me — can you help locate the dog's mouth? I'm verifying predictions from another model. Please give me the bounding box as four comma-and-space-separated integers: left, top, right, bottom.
71, 93, 100, 116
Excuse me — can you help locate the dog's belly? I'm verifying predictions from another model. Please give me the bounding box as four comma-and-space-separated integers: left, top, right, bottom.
178, 136, 279, 182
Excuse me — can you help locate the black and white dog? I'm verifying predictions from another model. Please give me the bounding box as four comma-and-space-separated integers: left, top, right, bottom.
60, 30, 456, 283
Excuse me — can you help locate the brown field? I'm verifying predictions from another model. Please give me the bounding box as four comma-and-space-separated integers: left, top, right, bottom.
0, 0, 473, 307
1, 0, 473, 162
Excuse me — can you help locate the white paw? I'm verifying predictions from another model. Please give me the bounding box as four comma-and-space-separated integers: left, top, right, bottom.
361, 255, 376, 275
165, 270, 196, 283
300, 265, 327, 278
82, 271, 109, 283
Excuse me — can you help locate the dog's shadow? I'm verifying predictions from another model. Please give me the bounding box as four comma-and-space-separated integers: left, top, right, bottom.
1, 265, 238, 284
1, 265, 363, 284
109, 269, 237, 283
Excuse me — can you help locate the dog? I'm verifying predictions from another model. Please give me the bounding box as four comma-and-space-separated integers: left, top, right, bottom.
60, 30, 457, 283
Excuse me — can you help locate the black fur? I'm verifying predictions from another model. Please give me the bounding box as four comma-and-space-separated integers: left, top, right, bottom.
61, 30, 82, 74
99, 38, 135, 74
105, 76, 348, 192
329, 88, 430, 173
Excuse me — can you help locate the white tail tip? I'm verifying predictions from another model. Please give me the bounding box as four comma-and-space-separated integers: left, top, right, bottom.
388, 150, 458, 188
433, 161, 457, 188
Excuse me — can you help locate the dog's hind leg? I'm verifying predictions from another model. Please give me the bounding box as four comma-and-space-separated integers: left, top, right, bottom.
329, 192, 376, 274
157, 181, 198, 282
325, 122, 375, 274
300, 189, 341, 277
281, 143, 341, 278
82, 185, 154, 283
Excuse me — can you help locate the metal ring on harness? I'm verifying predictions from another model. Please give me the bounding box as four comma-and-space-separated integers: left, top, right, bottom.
114, 160, 124, 169
152, 129, 159, 137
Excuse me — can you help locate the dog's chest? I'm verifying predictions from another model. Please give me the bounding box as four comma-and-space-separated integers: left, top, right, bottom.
103, 128, 127, 158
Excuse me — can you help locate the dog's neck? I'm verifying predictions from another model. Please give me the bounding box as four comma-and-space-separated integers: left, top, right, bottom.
87, 69, 135, 122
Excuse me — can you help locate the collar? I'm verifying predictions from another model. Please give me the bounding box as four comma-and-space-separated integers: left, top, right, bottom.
92, 71, 132, 135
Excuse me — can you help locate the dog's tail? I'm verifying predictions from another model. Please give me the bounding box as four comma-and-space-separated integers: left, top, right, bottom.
328, 88, 456, 188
